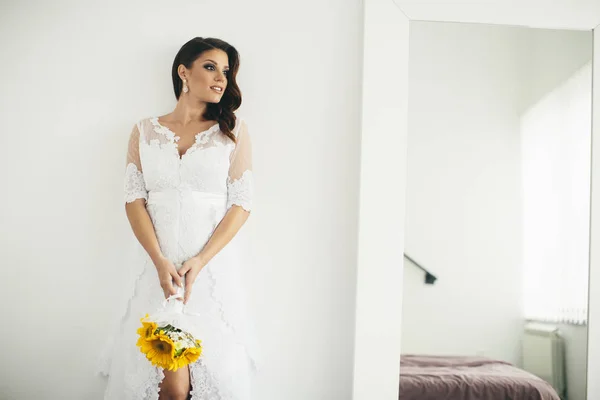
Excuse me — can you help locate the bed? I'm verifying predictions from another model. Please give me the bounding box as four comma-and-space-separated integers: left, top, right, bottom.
399, 355, 561, 400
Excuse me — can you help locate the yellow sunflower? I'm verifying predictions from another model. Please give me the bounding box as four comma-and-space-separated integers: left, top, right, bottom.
136, 316, 158, 347
164, 340, 203, 371
169, 353, 189, 371
183, 346, 202, 364
166, 346, 201, 371
140, 333, 176, 369
137, 336, 154, 356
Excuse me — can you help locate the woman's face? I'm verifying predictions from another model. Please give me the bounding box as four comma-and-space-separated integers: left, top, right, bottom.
180, 49, 230, 103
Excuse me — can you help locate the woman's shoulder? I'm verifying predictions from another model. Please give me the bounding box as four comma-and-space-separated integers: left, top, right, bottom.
124, 117, 159, 144
135, 115, 158, 126
131, 116, 161, 134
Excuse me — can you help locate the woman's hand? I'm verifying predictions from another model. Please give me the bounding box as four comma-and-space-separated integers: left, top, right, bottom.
177, 255, 207, 304
154, 256, 184, 300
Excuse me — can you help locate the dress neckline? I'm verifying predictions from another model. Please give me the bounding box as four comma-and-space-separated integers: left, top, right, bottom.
150, 117, 220, 160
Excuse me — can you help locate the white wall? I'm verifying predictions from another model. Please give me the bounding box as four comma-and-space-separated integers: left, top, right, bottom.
402, 21, 524, 365
0, 1, 363, 399
587, 24, 600, 400
352, 0, 409, 399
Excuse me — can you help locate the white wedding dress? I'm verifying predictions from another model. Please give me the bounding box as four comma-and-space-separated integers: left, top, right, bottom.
99, 115, 257, 399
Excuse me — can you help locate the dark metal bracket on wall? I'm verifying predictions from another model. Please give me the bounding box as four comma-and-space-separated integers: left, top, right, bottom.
404, 254, 437, 285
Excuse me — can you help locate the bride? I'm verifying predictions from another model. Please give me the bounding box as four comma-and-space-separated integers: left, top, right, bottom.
100, 37, 257, 400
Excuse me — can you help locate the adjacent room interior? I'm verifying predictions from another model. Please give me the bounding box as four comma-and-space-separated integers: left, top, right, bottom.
400, 21, 592, 400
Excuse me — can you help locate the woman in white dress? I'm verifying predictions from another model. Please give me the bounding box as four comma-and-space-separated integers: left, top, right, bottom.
101, 37, 257, 400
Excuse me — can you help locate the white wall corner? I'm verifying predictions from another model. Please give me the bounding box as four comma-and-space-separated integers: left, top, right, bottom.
392, 0, 412, 20
352, 0, 410, 399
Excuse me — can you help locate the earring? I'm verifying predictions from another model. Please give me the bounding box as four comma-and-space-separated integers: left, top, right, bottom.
183, 79, 189, 93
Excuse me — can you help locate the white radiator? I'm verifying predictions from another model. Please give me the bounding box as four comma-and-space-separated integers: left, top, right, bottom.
522, 322, 566, 398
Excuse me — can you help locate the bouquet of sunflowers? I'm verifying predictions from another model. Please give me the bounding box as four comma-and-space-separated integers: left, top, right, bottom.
136, 282, 203, 371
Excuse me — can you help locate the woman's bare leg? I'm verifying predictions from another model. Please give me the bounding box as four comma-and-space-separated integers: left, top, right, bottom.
158, 366, 190, 400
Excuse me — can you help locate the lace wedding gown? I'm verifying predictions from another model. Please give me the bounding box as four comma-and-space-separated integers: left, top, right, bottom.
99, 115, 257, 399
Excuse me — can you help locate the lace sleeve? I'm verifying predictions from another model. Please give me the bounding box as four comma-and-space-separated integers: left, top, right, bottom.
227, 118, 253, 211
124, 123, 148, 203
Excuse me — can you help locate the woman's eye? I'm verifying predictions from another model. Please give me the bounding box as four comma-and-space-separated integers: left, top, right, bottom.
205, 64, 228, 77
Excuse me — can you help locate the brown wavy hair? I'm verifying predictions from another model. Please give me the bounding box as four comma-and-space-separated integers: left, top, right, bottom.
171, 37, 242, 143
